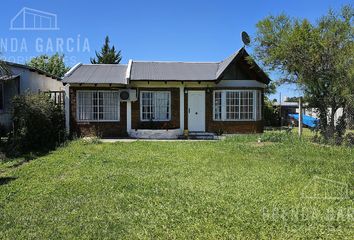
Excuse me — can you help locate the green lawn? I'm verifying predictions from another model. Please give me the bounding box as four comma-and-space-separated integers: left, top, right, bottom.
0, 133, 353, 239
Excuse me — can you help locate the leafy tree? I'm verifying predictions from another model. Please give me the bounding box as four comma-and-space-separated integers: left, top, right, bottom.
91, 36, 122, 64
264, 81, 277, 96
253, 5, 354, 139
285, 96, 299, 102
27, 53, 70, 78
262, 82, 280, 127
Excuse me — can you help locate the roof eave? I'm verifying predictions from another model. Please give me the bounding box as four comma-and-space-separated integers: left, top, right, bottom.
4, 61, 62, 80
216, 48, 271, 84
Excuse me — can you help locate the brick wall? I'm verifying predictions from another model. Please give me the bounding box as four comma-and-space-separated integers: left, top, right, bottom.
205, 90, 263, 133
131, 88, 180, 129
70, 87, 127, 138
184, 89, 264, 133
69, 86, 264, 137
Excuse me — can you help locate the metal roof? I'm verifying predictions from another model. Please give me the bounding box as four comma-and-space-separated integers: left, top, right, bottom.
0, 74, 20, 81
62, 48, 271, 84
216, 49, 241, 79
130, 61, 219, 81
3, 61, 62, 80
63, 64, 128, 84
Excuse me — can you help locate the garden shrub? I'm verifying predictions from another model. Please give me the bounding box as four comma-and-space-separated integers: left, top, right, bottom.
343, 133, 354, 147
263, 99, 280, 127
6, 93, 66, 156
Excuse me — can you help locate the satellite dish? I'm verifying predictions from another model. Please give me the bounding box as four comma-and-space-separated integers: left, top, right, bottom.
241, 31, 251, 46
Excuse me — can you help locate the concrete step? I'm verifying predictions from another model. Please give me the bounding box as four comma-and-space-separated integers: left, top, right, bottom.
188, 132, 217, 140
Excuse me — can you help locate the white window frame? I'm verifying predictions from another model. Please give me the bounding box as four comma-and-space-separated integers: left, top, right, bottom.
140, 91, 171, 121
213, 90, 261, 121
76, 90, 120, 122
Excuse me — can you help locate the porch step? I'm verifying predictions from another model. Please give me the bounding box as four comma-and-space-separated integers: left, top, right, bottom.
188, 132, 217, 140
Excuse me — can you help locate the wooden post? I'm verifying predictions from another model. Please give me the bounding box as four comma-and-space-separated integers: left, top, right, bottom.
298, 97, 303, 138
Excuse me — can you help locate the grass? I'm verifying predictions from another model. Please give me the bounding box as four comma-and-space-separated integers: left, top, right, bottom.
0, 132, 353, 239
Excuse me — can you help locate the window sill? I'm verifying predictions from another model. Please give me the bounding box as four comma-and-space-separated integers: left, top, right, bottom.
77, 120, 120, 124
212, 119, 261, 122
140, 120, 171, 122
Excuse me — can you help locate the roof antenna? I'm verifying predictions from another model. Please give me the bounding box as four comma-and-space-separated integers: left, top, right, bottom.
241, 31, 251, 48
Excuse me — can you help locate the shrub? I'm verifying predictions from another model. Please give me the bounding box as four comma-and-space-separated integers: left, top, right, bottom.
215, 129, 224, 136
343, 133, 354, 147
263, 99, 280, 127
6, 93, 66, 156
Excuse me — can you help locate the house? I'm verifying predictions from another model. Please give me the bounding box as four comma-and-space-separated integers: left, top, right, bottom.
63, 47, 270, 138
0, 62, 64, 129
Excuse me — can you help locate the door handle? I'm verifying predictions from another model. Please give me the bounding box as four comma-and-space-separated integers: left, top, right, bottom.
195, 112, 198, 115
188, 108, 190, 114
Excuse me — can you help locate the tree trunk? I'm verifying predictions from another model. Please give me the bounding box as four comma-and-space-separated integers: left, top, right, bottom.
328, 106, 338, 139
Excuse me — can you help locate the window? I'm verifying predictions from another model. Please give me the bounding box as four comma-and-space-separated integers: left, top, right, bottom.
77, 91, 119, 121
213, 90, 261, 121
140, 91, 170, 121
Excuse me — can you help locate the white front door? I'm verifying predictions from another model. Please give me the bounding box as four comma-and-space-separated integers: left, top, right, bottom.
188, 91, 205, 132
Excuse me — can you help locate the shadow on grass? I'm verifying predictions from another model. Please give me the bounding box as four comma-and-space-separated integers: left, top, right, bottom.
7, 152, 47, 169
0, 176, 17, 185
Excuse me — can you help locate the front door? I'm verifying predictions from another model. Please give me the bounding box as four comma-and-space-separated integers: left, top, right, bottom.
188, 91, 205, 132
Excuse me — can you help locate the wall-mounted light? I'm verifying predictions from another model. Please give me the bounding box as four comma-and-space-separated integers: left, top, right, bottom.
184, 89, 188, 94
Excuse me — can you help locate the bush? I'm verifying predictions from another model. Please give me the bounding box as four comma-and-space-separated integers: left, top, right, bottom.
343, 133, 354, 147
263, 99, 280, 127
6, 93, 66, 156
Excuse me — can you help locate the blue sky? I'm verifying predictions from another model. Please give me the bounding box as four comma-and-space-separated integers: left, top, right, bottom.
0, 0, 351, 100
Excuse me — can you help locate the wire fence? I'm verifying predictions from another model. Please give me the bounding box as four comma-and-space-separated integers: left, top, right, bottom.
267, 97, 354, 146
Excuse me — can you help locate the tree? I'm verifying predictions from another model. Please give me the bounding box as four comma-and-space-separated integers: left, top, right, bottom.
27, 53, 70, 78
253, 5, 354, 139
90, 36, 122, 64
285, 96, 299, 102
6, 93, 65, 156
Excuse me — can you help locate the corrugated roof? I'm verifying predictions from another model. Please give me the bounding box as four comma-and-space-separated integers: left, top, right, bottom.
216, 49, 241, 79
63, 64, 128, 84
130, 61, 219, 81
0, 74, 20, 81
62, 48, 270, 84
4, 61, 62, 80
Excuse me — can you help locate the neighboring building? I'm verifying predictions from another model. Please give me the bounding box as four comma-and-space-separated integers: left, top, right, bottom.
63, 47, 271, 138
273, 101, 348, 127
0, 62, 63, 129
272, 101, 304, 126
